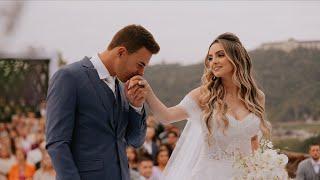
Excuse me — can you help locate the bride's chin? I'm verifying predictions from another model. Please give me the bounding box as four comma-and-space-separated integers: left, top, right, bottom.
212, 73, 221, 78
213, 72, 229, 79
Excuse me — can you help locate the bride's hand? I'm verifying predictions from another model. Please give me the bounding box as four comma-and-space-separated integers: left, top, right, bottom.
125, 76, 153, 105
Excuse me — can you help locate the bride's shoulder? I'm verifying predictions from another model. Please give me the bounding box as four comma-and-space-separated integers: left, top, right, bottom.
186, 87, 202, 108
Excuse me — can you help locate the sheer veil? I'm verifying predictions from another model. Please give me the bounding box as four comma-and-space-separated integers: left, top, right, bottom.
162, 95, 204, 180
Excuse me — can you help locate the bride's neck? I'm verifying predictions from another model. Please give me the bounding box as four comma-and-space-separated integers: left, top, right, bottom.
221, 76, 238, 97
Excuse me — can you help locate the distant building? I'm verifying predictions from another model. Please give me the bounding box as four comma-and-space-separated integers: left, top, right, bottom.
259, 38, 320, 52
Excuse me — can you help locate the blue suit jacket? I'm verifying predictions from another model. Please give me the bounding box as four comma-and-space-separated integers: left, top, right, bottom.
45, 57, 147, 180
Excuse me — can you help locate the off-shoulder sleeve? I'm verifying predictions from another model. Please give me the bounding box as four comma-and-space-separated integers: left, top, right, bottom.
177, 95, 201, 118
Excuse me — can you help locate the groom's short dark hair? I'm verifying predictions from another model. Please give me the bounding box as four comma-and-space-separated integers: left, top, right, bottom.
108, 24, 160, 54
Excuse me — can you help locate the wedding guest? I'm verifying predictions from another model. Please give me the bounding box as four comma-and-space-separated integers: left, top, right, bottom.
296, 143, 320, 180
15, 124, 31, 152
127, 146, 139, 171
27, 141, 45, 169
140, 126, 158, 160
153, 149, 170, 180
166, 131, 178, 151
129, 169, 142, 180
146, 115, 157, 129
0, 143, 16, 180
138, 155, 154, 180
158, 144, 172, 156
146, 115, 164, 139
158, 124, 179, 141
33, 151, 56, 180
8, 148, 35, 180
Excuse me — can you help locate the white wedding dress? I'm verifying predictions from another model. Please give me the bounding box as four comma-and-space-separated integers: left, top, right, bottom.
162, 95, 262, 180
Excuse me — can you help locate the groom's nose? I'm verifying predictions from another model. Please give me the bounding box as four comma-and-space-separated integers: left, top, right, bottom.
137, 68, 145, 76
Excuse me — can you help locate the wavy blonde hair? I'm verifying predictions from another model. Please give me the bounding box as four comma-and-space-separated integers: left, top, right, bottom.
199, 33, 271, 142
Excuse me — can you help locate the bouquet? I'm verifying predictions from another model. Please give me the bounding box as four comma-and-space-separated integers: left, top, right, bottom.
232, 139, 289, 180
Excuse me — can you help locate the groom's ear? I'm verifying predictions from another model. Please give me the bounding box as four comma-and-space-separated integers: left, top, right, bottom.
117, 46, 128, 57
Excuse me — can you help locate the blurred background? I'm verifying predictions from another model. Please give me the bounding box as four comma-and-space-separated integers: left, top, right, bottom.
0, 1, 319, 179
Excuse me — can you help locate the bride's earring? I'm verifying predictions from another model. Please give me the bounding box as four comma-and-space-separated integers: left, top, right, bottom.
212, 76, 216, 81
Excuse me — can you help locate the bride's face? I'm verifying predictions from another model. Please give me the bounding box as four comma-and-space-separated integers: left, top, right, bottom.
207, 43, 234, 78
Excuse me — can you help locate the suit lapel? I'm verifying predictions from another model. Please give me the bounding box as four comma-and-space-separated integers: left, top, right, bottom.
116, 82, 129, 132
82, 57, 116, 131
119, 82, 129, 110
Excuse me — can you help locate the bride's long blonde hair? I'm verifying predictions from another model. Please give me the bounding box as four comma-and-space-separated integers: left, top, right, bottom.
199, 33, 271, 141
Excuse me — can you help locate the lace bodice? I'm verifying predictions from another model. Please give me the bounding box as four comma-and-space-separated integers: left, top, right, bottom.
178, 95, 261, 161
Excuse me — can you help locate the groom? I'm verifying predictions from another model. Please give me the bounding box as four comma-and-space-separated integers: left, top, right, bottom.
45, 24, 160, 180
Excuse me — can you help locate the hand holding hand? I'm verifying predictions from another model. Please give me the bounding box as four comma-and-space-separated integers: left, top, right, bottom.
125, 76, 152, 107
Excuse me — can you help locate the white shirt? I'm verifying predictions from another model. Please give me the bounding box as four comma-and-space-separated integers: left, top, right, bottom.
27, 148, 42, 165
90, 54, 143, 113
143, 140, 153, 155
152, 167, 164, 180
311, 158, 320, 174
0, 155, 16, 174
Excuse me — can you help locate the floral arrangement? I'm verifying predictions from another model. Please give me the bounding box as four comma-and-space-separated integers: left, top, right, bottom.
232, 139, 290, 180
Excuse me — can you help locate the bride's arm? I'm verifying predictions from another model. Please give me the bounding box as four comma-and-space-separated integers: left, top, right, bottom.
127, 76, 200, 125
251, 135, 259, 151
146, 88, 189, 125
146, 87, 201, 124
251, 90, 265, 152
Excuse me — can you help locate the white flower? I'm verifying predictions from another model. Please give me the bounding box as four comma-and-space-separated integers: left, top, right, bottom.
266, 141, 274, 149
278, 154, 289, 166
232, 139, 289, 180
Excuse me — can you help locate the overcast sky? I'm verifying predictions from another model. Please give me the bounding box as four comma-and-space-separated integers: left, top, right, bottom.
2, 1, 320, 65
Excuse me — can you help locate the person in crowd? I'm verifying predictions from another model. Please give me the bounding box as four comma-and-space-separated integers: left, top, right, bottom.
138, 155, 155, 180
15, 124, 31, 152
153, 149, 170, 180
126, 146, 139, 171
157, 124, 179, 143
158, 144, 172, 156
27, 141, 45, 169
296, 143, 320, 180
146, 115, 164, 139
0, 142, 16, 180
140, 126, 158, 160
166, 131, 179, 152
33, 151, 56, 180
8, 148, 35, 180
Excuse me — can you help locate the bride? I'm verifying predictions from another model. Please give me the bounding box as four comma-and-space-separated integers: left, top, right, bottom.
129, 32, 271, 179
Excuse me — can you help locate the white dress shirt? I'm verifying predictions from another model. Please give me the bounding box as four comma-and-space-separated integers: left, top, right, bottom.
311, 158, 320, 174
90, 54, 143, 113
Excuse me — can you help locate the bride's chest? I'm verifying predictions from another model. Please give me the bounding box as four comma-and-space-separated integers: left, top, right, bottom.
206, 115, 260, 144
214, 122, 253, 140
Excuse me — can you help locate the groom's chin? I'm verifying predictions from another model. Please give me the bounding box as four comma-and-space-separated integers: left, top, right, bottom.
117, 76, 129, 83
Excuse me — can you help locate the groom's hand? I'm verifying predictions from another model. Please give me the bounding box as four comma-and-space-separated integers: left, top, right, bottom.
125, 76, 149, 107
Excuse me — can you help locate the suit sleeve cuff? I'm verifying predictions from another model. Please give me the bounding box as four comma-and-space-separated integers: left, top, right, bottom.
129, 103, 143, 114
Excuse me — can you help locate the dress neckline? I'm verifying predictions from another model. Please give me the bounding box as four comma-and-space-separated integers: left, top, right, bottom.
226, 112, 253, 123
